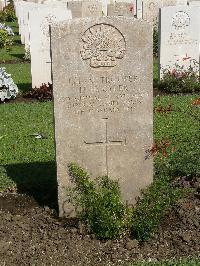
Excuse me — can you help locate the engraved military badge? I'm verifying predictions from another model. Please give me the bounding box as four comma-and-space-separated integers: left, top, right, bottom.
172, 11, 190, 30
80, 23, 126, 69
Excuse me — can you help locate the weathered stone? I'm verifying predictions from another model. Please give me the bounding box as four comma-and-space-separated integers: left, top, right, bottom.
107, 2, 136, 17
142, 0, 188, 26
51, 17, 153, 217
67, 1, 102, 18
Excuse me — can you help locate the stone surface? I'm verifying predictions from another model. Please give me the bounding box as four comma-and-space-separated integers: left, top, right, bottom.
29, 6, 72, 88
107, 1, 136, 17
51, 17, 153, 217
67, 1, 102, 18
0, 0, 5, 11
159, 6, 200, 78
21, 2, 40, 50
142, 0, 188, 26
189, 0, 200, 6
136, 0, 143, 19
15, 1, 27, 42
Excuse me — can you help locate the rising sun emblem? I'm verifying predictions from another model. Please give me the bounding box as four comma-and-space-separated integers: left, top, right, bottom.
80, 23, 126, 69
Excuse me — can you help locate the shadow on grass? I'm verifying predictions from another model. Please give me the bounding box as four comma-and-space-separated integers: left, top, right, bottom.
18, 82, 32, 93
5, 161, 58, 210
10, 53, 25, 61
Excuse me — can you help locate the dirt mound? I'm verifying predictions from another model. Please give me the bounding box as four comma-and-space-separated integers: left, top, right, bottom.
0, 191, 199, 266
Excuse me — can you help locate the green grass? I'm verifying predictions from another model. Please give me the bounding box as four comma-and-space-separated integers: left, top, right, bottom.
0, 63, 31, 93
0, 94, 199, 210
154, 94, 200, 176
0, 45, 26, 62
0, 101, 56, 207
129, 257, 200, 266
0, 21, 31, 93
0, 21, 26, 62
131, 94, 200, 240
153, 57, 159, 86
0, 19, 199, 245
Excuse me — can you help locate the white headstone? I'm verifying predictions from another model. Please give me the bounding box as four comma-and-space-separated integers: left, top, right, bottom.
143, 0, 188, 26
15, 1, 27, 38
0, 0, 5, 11
136, 0, 143, 18
159, 6, 200, 78
189, 0, 200, 6
29, 6, 72, 88
21, 3, 41, 49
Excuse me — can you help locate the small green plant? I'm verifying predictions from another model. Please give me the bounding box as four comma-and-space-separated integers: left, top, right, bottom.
24, 47, 31, 61
0, 3, 16, 22
159, 60, 200, 93
153, 27, 158, 57
0, 29, 13, 49
67, 163, 131, 239
131, 173, 187, 241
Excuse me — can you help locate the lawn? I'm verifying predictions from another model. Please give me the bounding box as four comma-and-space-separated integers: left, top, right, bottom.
0, 20, 31, 92
0, 101, 56, 206
0, 21, 26, 62
130, 258, 200, 266
0, 63, 31, 93
0, 94, 199, 207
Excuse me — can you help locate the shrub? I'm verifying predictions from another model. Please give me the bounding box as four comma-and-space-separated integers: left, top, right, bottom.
131, 137, 192, 241
153, 27, 158, 57
0, 67, 18, 102
67, 163, 131, 239
159, 60, 200, 93
24, 83, 52, 101
131, 173, 187, 241
0, 29, 13, 49
0, 3, 16, 22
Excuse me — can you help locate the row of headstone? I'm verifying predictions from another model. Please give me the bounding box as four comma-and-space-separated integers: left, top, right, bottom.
142, 0, 189, 26
13, 0, 147, 88
49, 0, 200, 216
11, 1, 200, 217
14, 0, 154, 217
159, 4, 200, 78
15, 0, 198, 89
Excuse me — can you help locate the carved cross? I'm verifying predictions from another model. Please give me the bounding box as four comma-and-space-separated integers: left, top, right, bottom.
84, 118, 126, 175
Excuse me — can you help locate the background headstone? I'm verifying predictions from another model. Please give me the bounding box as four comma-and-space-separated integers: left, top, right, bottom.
67, 1, 102, 18
29, 6, 72, 88
159, 6, 200, 78
21, 2, 40, 50
142, 0, 188, 26
107, 2, 136, 17
51, 17, 153, 217
189, 0, 200, 6
136, 0, 143, 18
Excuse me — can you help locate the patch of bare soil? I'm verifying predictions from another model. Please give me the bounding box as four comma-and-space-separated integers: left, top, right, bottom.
0, 96, 38, 104
0, 185, 199, 266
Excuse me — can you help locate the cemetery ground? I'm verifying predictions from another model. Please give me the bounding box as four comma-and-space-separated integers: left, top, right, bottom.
0, 21, 200, 265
